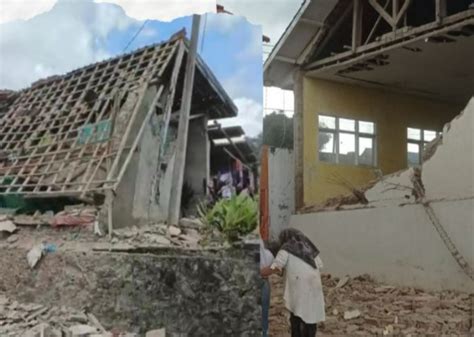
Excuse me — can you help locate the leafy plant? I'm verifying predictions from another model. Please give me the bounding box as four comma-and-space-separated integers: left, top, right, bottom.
198, 194, 258, 242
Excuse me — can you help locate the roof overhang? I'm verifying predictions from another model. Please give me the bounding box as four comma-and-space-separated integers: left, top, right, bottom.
263, 0, 341, 89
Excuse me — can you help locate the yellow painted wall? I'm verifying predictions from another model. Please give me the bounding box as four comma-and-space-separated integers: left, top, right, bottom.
302, 77, 460, 206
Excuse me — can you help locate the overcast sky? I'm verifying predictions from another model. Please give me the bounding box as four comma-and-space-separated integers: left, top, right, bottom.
0, 0, 300, 134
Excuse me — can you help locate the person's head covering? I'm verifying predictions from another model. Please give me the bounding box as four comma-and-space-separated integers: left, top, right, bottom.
278, 228, 320, 269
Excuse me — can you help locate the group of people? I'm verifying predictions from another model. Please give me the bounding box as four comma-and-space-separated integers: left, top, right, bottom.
260, 229, 326, 337
208, 171, 254, 202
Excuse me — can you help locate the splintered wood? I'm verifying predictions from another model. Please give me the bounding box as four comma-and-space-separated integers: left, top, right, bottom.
0, 37, 182, 199
269, 274, 471, 336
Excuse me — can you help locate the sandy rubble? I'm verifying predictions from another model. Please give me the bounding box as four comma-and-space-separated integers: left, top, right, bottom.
0, 293, 154, 337
269, 274, 472, 337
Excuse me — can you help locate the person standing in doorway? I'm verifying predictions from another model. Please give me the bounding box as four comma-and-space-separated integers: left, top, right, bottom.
260, 239, 274, 337
261, 229, 325, 337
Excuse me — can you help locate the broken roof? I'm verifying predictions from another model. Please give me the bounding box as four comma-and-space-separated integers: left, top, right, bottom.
208, 124, 257, 165
0, 34, 237, 200
265, 1, 474, 102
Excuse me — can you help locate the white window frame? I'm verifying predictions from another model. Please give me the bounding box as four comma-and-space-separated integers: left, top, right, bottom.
318, 115, 377, 167
407, 127, 441, 166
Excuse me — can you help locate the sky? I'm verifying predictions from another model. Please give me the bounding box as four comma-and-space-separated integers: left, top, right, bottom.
0, 0, 269, 136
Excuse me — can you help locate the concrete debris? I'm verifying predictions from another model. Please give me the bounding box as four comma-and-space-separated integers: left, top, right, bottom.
6, 233, 18, 243
335, 275, 349, 288
344, 309, 361, 320
178, 217, 204, 229
0, 294, 142, 337
167, 225, 182, 237
26, 244, 44, 269
0, 220, 17, 234
270, 274, 471, 336
145, 328, 166, 337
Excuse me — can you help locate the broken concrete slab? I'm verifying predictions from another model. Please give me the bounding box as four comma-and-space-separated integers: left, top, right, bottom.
344, 309, 361, 320
68, 324, 99, 336
423, 98, 474, 200
178, 217, 203, 229
0, 220, 17, 234
27, 244, 44, 269
145, 328, 166, 337
167, 225, 181, 237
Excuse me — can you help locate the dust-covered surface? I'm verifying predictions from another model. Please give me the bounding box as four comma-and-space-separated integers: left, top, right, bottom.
269, 274, 472, 336
0, 210, 261, 336
0, 293, 141, 336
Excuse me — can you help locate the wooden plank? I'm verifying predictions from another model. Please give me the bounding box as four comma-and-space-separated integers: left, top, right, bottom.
293, 69, 304, 211
113, 85, 165, 189
394, 0, 412, 26
369, 0, 396, 27
436, 0, 447, 23
168, 15, 201, 226
352, 0, 363, 51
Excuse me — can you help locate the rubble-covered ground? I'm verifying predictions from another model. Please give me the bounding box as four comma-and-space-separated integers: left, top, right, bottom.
270, 274, 472, 336
0, 293, 166, 336
0, 204, 232, 259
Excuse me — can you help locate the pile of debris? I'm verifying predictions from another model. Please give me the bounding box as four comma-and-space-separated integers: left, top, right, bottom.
0, 293, 167, 336
270, 274, 472, 336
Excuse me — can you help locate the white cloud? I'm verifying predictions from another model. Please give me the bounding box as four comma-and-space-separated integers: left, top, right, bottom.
0, 0, 215, 24
0, 0, 56, 24
0, 0, 137, 89
220, 97, 262, 137
94, 0, 216, 21
263, 86, 294, 116
218, 0, 301, 45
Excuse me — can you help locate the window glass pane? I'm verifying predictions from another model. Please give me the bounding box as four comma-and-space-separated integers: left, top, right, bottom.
358, 137, 374, 166
339, 132, 356, 164
359, 121, 374, 134
318, 132, 335, 162
319, 115, 335, 129
407, 127, 421, 140
339, 118, 355, 131
424, 130, 437, 142
407, 143, 420, 166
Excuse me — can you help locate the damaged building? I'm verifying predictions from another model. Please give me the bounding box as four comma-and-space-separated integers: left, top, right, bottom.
0, 33, 240, 229
264, 0, 473, 292
0, 31, 261, 336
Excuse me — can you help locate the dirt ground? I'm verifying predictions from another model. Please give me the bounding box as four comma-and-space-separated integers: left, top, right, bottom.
269, 274, 472, 336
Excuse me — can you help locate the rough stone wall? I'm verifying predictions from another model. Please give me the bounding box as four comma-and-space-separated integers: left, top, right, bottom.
290, 98, 474, 292
0, 245, 261, 337
268, 147, 294, 239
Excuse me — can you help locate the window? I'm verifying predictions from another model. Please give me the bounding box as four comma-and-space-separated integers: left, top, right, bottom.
318, 115, 376, 166
407, 127, 441, 166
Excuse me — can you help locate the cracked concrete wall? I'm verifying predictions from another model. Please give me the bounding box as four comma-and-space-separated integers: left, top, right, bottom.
268, 148, 294, 239
290, 98, 474, 292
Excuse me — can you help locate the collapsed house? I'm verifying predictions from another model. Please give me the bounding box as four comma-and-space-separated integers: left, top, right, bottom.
263, 0, 473, 291
0, 33, 239, 229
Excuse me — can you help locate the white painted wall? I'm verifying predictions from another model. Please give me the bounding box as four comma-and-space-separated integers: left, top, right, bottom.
291, 199, 473, 292
269, 148, 294, 239
290, 98, 474, 292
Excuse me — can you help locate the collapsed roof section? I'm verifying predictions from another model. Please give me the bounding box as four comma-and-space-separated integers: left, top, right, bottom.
0, 33, 237, 200
208, 124, 257, 166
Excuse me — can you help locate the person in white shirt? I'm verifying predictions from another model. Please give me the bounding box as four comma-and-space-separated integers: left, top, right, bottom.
260, 239, 274, 337
261, 229, 325, 337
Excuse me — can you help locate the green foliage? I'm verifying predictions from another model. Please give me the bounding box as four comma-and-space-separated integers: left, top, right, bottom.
263, 111, 330, 150
263, 112, 293, 149
198, 195, 258, 241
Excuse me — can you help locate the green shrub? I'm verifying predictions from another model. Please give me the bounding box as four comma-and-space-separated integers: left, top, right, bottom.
198, 194, 258, 241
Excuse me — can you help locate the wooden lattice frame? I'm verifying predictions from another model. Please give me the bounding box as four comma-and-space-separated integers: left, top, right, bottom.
0, 37, 183, 200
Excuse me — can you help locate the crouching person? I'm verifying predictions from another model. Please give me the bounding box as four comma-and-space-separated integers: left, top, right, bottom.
261, 229, 325, 337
